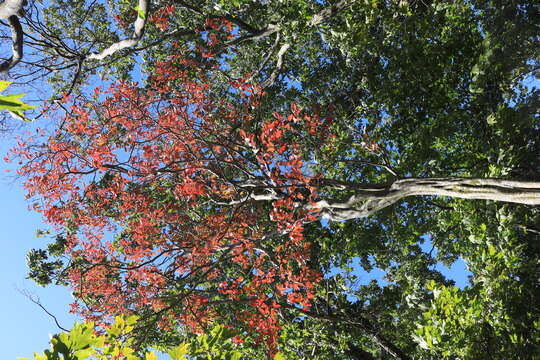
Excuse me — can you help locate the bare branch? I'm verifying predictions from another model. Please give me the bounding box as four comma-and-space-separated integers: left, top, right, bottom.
16, 288, 69, 332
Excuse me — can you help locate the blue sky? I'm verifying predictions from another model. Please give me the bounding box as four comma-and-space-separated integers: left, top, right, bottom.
0, 133, 78, 360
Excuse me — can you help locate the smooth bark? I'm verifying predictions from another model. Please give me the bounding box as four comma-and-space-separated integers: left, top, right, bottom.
0, 0, 25, 73
86, 0, 148, 60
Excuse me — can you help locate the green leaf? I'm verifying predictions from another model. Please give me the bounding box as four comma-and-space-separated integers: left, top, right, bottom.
230, 351, 242, 360
134, 5, 146, 19
0, 80, 12, 92
167, 343, 189, 360
0, 81, 35, 121
74, 348, 95, 360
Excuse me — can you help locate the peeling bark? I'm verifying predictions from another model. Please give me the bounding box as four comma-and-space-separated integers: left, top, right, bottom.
309, 0, 357, 27
261, 42, 290, 87
0, 15, 23, 73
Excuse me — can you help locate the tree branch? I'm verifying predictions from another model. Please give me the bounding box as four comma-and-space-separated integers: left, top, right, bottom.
309, 0, 356, 27
0, 15, 23, 73
261, 42, 290, 88
279, 302, 410, 360
86, 0, 148, 60
310, 177, 540, 221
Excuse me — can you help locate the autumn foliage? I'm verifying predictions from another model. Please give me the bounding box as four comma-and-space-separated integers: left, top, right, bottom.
10, 29, 337, 351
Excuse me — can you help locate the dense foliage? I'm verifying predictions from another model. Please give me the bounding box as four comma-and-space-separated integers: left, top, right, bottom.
6, 0, 539, 359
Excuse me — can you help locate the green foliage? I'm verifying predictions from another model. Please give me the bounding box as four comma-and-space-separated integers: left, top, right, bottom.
19, 315, 140, 360
21, 317, 268, 360
27, 235, 67, 286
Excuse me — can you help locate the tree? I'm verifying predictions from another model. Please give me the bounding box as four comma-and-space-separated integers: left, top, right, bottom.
12, 0, 540, 359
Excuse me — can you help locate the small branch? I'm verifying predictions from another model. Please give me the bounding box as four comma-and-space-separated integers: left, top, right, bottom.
248, 31, 281, 82
17, 288, 69, 332
173, 0, 260, 34
279, 302, 410, 360
220, 23, 280, 50
516, 224, 540, 235
62, 57, 84, 98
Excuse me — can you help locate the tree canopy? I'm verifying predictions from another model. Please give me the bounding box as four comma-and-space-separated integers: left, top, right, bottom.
5, 0, 539, 359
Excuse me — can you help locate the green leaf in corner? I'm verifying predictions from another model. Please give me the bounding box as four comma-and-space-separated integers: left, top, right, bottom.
274, 352, 286, 360
0, 81, 35, 121
134, 5, 146, 19
230, 351, 242, 360
0, 80, 12, 92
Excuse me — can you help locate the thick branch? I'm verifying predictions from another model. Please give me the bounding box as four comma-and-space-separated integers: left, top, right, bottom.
0, 0, 25, 72
214, 177, 540, 221
309, 0, 356, 27
0, 15, 22, 72
86, 0, 148, 60
261, 42, 290, 87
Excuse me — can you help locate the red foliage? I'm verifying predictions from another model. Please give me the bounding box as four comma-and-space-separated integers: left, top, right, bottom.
12, 39, 335, 353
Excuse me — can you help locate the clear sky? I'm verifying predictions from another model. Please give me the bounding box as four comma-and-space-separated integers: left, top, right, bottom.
0, 131, 78, 360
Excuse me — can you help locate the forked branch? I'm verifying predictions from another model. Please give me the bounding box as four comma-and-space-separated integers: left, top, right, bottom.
86, 0, 148, 60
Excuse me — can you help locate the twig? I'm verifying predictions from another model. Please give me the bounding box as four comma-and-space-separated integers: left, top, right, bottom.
16, 287, 69, 332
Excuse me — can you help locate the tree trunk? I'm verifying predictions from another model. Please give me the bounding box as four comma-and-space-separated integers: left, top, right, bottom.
311, 178, 540, 221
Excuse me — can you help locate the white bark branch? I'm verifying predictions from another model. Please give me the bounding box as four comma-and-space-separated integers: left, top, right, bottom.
0, 15, 22, 73
261, 42, 290, 88
309, 0, 356, 27
212, 176, 540, 222
86, 0, 148, 60
0, 0, 25, 73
